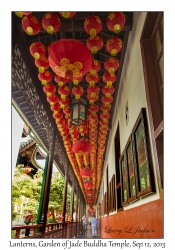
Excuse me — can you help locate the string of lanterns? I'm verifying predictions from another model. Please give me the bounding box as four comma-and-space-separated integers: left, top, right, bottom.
15, 11, 126, 207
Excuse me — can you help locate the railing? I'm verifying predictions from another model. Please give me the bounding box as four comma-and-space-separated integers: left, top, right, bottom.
12, 221, 82, 239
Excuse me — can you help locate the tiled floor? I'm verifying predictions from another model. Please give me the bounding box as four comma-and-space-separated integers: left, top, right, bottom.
77, 226, 101, 239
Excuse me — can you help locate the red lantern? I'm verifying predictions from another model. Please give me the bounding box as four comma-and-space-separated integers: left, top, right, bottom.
50, 103, 61, 113
86, 189, 93, 195
59, 12, 76, 18
30, 42, 46, 60
58, 97, 70, 108
43, 83, 56, 96
106, 12, 126, 33
90, 60, 101, 76
87, 85, 100, 99
106, 37, 122, 56
35, 56, 49, 73
73, 76, 83, 85
48, 39, 92, 80
22, 14, 40, 35
100, 103, 111, 112
100, 112, 110, 120
53, 111, 63, 120
87, 94, 98, 104
38, 70, 52, 85
47, 94, 59, 104
102, 85, 115, 97
54, 75, 67, 86
63, 106, 71, 115
103, 71, 117, 86
89, 104, 99, 113
86, 35, 103, 54
84, 181, 93, 189
72, 138, 92, 154
84, 15, 102, 37
104, 57, 119, 75
72, 86, 84, 99
101, 95, 113, 105
58, 86, 70, 99
15, 12, 31, 18
42, 12, 61, 34
80, 167, 92, 178
86, 72, 100, 86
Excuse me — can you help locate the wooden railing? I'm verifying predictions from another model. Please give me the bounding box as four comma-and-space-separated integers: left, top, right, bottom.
12, 221, 82, 239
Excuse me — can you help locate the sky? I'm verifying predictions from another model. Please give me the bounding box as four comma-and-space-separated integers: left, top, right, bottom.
0, 1, 175, 249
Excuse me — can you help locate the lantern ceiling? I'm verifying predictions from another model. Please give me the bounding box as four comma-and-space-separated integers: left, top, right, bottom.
12, 11, 133, 207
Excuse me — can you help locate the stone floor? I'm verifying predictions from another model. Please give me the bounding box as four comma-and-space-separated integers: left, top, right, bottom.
77, 226, 101, 239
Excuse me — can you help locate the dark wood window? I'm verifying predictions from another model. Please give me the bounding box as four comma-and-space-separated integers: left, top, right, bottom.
107, 175, 116, 212
140, 12, 163, 193
114, 124, 122, 210
119, 108, 155, 206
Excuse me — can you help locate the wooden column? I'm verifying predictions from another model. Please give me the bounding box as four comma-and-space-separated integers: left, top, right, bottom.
75, 190, 79, 237
70, 178, 75, 222
76, 189, 79, 222
40, 127, 56, 237
62, 165, 69, 237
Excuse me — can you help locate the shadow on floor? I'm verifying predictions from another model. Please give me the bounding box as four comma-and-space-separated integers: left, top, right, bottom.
77, 226, 101, 239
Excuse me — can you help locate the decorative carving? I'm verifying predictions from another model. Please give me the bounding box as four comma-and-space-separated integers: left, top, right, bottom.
12, 44, 69, 174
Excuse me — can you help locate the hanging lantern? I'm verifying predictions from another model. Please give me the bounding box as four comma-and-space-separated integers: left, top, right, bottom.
42, 12, 61, 34
100, 103, 111, 112
30, 42, 46, 60
89, 104, 99, 114
79, 167, 92, 178
87, 85, 100, 99
38, 70, 52, 85
100, 112, 110, 120
54, 75, 67, 87
63, 106, 71, 115
103, 71, 117, 86
50, 103, 61, 113
48, 39, 92, 81
86, 72, 100, 86
86, 35, 103, 54
101, 95, 113, 105
72, 86, 84, 99
70, 98, 87, 126
53, 111, 63, 120
87, 94, 98, 104
58, 97, 70, 108
22, 14, 40, 35
47, 94, 59, 105
106, 37, 122, 56
104, 57, 119, 75
58, 85, 70, 100
72, 138, 92, 155
73, 75, 83, 85
35, 56, 49, 73
86, 189, 93, 195
90, 60, 101, 76
106, 12, 126, 33
59, 12, 76, 18
102, 85, 115, 97
84, 15, 102, 37
15, 12, 31, 18
43, 83, 56, 96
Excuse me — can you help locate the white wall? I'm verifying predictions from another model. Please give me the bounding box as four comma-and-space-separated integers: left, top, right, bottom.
98, 12, 160, 210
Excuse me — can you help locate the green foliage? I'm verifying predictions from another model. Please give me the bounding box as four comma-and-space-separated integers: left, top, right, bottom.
12, 165, 68, 224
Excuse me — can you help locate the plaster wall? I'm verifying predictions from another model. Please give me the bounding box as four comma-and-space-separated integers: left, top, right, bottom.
98, 12, 160, 209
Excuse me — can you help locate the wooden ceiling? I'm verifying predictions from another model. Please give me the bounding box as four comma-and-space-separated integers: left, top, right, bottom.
12, 11, 133, 204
